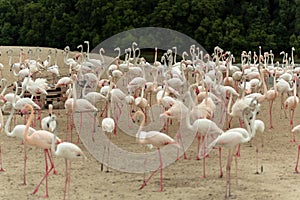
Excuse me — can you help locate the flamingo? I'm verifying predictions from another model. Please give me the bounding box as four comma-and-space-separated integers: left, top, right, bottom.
132, 110, 179, 191
185, 114, 223, 178
65, 74, 98, 142
4, 90, 37, 185
284, 75, 299, 142
159, 100, 189, 159
101, 87, 115, 171
252, 119, 265, 174
49, 117, 85, 200
82, 81, 106, 106
201, 103, 259, 199
20, 104, 61, 197
41, 105, 57, 133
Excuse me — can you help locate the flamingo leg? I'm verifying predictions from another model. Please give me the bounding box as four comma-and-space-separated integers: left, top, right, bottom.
139, 148, 163, 192
0, 145, 5, 172
295, 145, 300, 173
23, 142, 27, 185
269, 100, 274, 129
235, 144, 241, 157
195, 132, 201, 160
225, 149, 233, 199
255, 137, 259, 174
219, 147, 223, 178
32, 149, 54, 198
261, 134, 264, 173
106, 134, 111, 172
290, 109, 296, 142
176, 122, 188, 160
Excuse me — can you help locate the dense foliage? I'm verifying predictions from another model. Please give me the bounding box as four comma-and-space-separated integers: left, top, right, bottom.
0, 0, 299, 58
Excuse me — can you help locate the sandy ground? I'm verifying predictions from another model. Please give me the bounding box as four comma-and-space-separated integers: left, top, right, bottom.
0, 46, 299, 200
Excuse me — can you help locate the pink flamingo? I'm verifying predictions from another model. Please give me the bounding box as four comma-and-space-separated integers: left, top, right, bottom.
186, 115, 223, 178
4, 90, 37, 185
21, 104, 61, 197
65, 74, 98, 142
265, 69, 278, 129
48, 116, 85, 200
284, 75, 299, 142
202, 104, 259, 199
292, 125, 300, 173
133, 110, 180, 192
160, 100, 189, 160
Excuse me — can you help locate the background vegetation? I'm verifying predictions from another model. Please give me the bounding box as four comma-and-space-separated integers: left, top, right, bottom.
0, 0, 299, 59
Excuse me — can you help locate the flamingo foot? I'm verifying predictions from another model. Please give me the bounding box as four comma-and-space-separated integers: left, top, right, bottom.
0, 167, 5, 172
295, 167, 299, 174
183, 153, 189, 160
139, 182, 147, 190
219, 173, 223, 178
195, 156, 200, 160
200, 175, 206, 179
37, 194, 49, 199
53, 169, 57, 175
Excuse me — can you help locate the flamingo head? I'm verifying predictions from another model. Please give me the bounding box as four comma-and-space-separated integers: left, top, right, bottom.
0, 95, 6, 103
21, 104, 33, 115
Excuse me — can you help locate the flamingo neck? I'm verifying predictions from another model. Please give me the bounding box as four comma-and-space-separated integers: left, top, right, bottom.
24, 106, 34, 143
135, 111, 145, 140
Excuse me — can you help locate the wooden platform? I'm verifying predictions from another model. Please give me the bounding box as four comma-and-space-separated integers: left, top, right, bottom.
15, 82, 68, 109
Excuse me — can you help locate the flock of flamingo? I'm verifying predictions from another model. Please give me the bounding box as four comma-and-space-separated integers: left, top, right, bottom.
0, 42, 299, 199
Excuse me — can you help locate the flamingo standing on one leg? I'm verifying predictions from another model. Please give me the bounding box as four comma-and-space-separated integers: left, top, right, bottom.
20, 104, 61, 198
132, 110, 180, 192
284, 75, 299, 142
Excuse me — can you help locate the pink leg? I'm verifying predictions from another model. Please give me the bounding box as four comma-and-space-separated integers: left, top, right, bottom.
225, 149, 233, 199
140, 148, 163, 192
195, 132, 201, 160
295, 145, 300, 173
66, 114, 69, 141
290, 110, 296, 142
177, 122, 189, 160
23, 142, 27, 185
219, 147, 223, 178
235, 144, 241, 157
64, 159, 69, 200
0, 145, 5, 172
32, 150, 54, 197
269, 100, 274, 129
